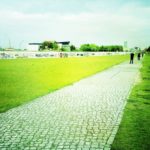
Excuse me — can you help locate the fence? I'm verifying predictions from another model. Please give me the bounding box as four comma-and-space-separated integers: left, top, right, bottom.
0, 51, 129, 59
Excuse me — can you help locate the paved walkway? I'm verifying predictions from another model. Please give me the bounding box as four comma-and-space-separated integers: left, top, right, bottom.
0, 61, 140, 150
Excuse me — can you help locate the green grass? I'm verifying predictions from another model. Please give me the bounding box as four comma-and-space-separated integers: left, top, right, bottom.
0, 55, 128, 113
112, 54, 150, 150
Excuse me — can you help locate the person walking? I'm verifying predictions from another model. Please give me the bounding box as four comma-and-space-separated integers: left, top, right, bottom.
141, 51, 144, 58
130, 52, 134, 64
137, 52, 141, 60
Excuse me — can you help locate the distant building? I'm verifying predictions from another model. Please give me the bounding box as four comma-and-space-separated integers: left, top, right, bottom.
4, 48, 15, 51
123, 41, 128, 51
57, 41, 70, 51
27, 41, 70, 51
27, 43, 42, 51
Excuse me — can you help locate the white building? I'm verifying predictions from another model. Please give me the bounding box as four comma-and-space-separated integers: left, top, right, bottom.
57, 41, 70, 51
123, 41, 129, 51
27, 43, 41, 51
27, 41, 70, 51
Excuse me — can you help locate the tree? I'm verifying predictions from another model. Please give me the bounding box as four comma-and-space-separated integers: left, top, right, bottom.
80, 44, 90, 51
80, 44, 99, 51
79, 44, 123, 52
146, 46, 150, 52
40, 41, 58, 50
0, 47, 4, 51
98, 45, 123, 52
99, 46, 104, 51
90, 44, 99, 51
61, 47, 67, 51
70, 45, 76, 51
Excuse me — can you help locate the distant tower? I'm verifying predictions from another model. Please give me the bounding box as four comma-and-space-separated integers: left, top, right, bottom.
8, 39, 11, 48
123, 41, 128, 51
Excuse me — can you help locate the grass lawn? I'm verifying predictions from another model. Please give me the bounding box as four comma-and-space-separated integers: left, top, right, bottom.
112, 54, 150, 150
0, 55, 128, 113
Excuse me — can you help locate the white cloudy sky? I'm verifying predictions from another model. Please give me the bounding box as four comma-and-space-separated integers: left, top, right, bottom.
0, 0, 149, 49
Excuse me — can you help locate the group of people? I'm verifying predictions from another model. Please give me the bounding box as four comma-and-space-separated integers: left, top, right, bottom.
130, 51, 144, 64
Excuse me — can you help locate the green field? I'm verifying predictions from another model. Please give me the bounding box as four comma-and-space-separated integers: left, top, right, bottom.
112, 54, 150, 150
0, 55, 128, 113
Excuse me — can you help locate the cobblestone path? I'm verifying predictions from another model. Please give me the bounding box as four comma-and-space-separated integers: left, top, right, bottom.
0, 62, 140, 150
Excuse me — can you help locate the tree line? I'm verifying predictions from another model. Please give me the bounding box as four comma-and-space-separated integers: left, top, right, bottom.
145, 46, 150, 53
79, 44, 123, 52
39, 41, 124, 52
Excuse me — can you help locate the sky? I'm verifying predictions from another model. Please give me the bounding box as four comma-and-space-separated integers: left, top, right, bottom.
0, 0, 149, 49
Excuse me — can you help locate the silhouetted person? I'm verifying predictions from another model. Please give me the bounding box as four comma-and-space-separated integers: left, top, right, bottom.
137, 53, 141, 60
130, 52, 134, 64
141, 51, 144, 57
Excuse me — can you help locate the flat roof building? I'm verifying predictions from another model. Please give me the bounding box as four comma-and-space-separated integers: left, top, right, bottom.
27, 41, 70, 51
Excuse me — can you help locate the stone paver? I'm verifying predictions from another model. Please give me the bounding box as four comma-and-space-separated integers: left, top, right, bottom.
0, 62, 140, 150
